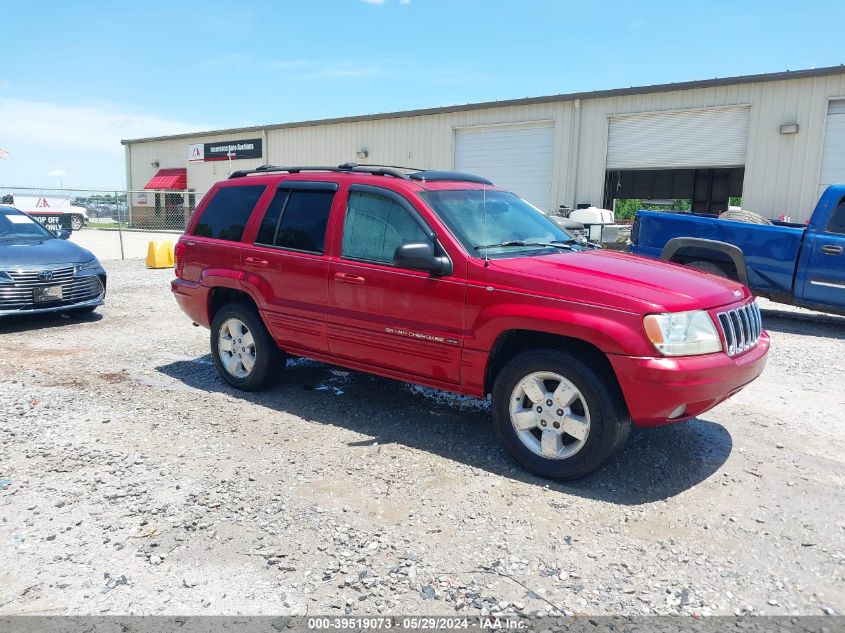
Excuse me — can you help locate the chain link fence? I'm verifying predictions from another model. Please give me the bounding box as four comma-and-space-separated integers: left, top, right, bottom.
1, 186, 203, 261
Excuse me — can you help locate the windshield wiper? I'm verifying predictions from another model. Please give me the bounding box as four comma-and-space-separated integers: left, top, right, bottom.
474, 240, 575, 251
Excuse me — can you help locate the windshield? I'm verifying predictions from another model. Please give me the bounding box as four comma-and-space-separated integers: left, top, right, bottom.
419, 189, 573, 258
0, 208, 54, 241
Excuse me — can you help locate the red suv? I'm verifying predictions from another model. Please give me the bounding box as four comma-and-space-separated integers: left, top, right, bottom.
172, 164, 769, 480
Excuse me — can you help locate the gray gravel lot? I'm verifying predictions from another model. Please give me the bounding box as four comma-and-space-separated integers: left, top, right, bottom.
1, 260, 844, 617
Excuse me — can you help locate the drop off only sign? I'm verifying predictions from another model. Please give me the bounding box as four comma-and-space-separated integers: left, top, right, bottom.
187, 138, 262, 162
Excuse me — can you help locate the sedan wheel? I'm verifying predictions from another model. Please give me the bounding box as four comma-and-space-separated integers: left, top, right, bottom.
217, 318, 256, 378
509, 371, 590, 460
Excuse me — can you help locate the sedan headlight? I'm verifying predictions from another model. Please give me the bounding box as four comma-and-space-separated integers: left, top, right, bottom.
75, 259, 101, 273
643, 310, 722, 356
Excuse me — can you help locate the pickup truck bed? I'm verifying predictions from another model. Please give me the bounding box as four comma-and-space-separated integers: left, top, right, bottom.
630, 185, 845, 315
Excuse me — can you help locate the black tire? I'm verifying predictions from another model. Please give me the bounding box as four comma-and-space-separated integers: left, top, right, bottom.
686, 259, 732, 279
491, 350, 631, 480
70, 215, 84, 231
210, 302, 285, 392
718, 209, 772, 225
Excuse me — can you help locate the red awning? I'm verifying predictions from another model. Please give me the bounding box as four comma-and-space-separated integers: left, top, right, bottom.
144, 168, 187, 190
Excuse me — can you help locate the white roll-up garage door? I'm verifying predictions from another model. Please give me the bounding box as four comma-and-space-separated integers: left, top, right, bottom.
606, 106, 751, 170
454, 122, 555, 211
819, 100, 845, 196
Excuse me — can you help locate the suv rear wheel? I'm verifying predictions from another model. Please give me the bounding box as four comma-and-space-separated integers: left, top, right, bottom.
491, 350, 630, 480
210, 302, 285, 391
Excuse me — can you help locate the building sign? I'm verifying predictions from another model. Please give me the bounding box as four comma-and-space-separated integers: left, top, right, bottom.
135, 191, 150, 206
187, 143, 204, 162
187, 138, 263, 162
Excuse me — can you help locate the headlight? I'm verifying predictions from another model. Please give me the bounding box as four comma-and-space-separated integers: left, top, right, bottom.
75, 259, 101, 273
643, 310, 722, 356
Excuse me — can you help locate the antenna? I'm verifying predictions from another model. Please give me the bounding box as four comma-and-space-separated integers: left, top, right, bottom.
482, 124, 489, 267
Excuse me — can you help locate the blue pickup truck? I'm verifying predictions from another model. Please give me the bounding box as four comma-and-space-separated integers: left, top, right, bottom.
630, 185, 845, 315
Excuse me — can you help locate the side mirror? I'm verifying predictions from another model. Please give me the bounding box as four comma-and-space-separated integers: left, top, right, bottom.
393, 242, 452, 276
55, 229, 71, 240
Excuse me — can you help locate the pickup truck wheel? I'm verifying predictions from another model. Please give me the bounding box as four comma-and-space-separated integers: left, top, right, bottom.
70, 215, 84, 231
687, 259, 731, 279
492, 350, 630, 480
210, 303, 285, 392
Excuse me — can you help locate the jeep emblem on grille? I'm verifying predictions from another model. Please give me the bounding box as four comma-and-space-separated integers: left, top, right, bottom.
37, 270, 54, 282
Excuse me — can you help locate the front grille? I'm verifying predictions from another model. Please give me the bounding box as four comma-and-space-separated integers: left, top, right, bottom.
0, 266, 103, 310
717, 301, 762, 356
7, 265, 76, 286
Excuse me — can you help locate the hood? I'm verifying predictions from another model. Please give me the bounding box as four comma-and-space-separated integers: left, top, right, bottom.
488, 249, 749, 313
0, 237, 97, 268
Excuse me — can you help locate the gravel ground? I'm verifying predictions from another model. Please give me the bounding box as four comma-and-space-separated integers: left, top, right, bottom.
1, 260, 844, 617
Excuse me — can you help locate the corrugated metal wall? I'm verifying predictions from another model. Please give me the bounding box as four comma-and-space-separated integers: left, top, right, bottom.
126, 73, 845, 223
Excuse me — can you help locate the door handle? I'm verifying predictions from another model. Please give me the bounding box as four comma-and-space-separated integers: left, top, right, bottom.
334, 272, 366, 285
245, 256, 269, 267
821, 245, 843, 255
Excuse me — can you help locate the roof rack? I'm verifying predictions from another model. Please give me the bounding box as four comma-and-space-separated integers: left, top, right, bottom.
409, 170, 493, 185
229, 163, 411, 180
228, 163, 494, 185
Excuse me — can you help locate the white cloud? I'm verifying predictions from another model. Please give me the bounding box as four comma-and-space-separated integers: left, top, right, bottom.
361, 0, 386, 4
0, 98, 206, 188
0, 98, 203, 155
267, 59, 309, 70
268, 60, 386, 79
47, 169, 67, 178
301, 62, 384, 79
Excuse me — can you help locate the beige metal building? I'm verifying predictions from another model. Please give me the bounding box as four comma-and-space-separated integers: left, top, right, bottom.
122, 65, 845, 225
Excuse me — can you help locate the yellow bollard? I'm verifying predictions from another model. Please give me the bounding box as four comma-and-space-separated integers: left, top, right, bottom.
146, 240, 175, 269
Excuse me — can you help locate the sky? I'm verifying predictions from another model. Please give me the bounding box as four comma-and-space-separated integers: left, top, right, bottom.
0, 0, 843, 190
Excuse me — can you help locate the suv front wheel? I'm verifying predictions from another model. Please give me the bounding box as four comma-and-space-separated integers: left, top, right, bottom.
210, 302, 285, 391
492, 350, 630, 480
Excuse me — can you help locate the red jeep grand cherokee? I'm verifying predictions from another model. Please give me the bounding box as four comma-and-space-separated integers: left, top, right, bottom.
172, 164, 769, 480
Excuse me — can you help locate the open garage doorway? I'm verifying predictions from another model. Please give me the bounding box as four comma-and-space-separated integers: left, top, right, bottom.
603, 167, 744, 220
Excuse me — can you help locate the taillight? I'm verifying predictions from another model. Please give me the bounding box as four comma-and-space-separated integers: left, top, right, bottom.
174, 242, 187, 277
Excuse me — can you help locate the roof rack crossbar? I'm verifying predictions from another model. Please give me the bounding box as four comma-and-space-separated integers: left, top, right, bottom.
409, 170, 493, 186
229, 163, 414, 180
339, 162, 425, 171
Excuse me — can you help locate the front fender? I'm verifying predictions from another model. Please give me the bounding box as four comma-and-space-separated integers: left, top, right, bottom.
466, 287, 653, 357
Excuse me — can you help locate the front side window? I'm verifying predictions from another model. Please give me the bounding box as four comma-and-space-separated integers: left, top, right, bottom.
419, 189, 572, 258
341, 191, 430, 264
826, 197, 845, 235
255, 189, 334, 253
192, 185, 265, 241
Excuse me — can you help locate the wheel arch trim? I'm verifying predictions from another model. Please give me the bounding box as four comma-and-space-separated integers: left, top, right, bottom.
660, 237, 749, 285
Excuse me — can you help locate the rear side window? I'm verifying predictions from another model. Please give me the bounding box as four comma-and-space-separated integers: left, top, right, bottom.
192, 185, 265, 241
255, 189, 335, 253
826, 197, 845, 235
341, 191, 429, 264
